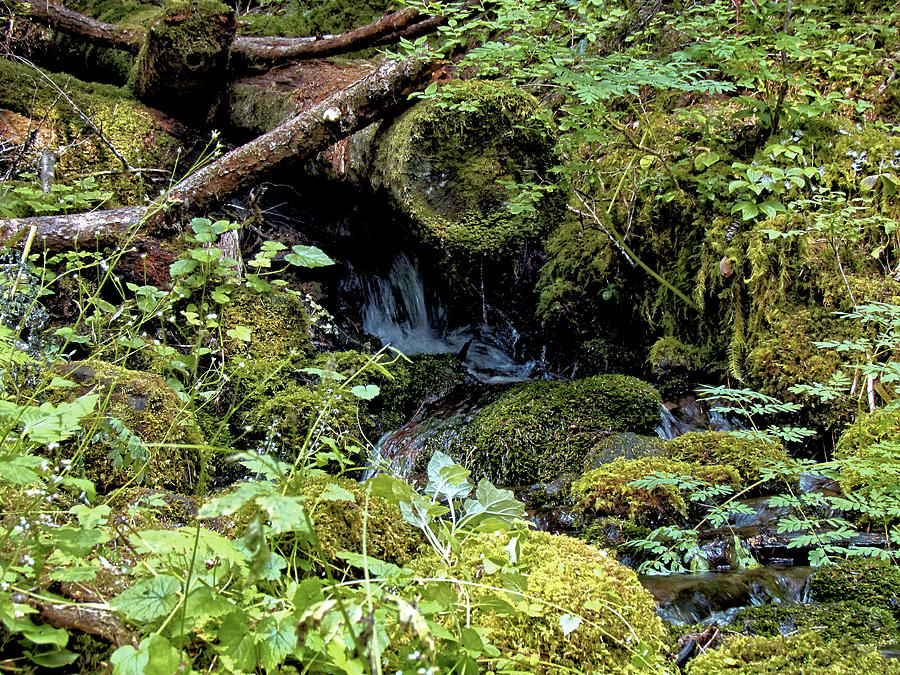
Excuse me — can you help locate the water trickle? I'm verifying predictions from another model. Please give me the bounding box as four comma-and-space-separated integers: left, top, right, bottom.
352, 253, 537, 382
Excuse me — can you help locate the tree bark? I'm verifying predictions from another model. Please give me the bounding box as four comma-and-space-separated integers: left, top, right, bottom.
19, 0, 144, 53
230, 9, 444, 68
0, 56, 437, 247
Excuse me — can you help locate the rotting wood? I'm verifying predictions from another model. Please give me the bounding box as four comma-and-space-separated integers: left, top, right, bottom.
20, 0, 144, 53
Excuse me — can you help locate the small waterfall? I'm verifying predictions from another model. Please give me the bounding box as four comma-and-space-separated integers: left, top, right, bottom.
353, 253, 537, 381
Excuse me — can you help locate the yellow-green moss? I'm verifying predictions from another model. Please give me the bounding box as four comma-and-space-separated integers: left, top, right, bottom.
407, 529, 667, 673
685, 631, 900, 674
809, 557, 900, 618
225, 473, 422, 570
733, 601, 899, 646
0, 57, 181, 204
47, 360, 207, 495
665, 431, 790, 484
220, 288, 311, 363
571, 456, 741, 527
450, 374, 661, 485
833, 408, 900, 491
237, 0, 390, 38
374, 80, 563, 256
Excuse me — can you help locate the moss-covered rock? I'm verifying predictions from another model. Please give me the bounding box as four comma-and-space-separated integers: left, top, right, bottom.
0, 57, 182, 206
48, 361, 207, 495
733, 601, 899, 646
665, 431, 790, 484
220, 288, 312, 363
834, 408, 900, 491
408, 529, 667, 673
809, 557, 900, 618
581, 432, 667, 471
224, 473, 422, 570
131, 0, 236, 124
685, 631, 900, 674
571, 457, 741, 527
452, 374, 661, 485
372, 80, 564, 261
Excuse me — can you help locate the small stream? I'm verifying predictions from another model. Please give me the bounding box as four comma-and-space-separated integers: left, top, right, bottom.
339, 249, 854, 630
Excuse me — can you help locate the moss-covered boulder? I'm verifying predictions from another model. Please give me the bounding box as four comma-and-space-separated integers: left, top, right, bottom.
581, 432, 667, 471
224, 473, 422, 570
809, 557, 900, 618
733, 601, 898, 646
665, 431, 790, 484
220, 288, 312, 364
0, 58, 182, 208
372, 81, 564, 261
452, 374, 661, 485
131, 0, 236, 124
48, 361, 207, 495
685, 631, 900, 674
834, 408, 900, 491
571, 457, 741, 527
408, 529, 667, 673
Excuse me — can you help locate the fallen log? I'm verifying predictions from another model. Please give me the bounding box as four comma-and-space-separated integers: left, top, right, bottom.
20, 0, 144, 53
0, 56, 437, 249
230, 9, 445, 67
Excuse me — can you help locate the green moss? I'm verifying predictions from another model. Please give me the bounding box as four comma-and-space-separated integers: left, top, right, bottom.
665, 431, 790, 484
571, 456, 741, 527
130, 0, 235, 122
0, 58, 181, 204
450, 374, 661, 485
108, 486, 198, 529
226, 473, 422, 570
47, 360, 207, 495
374, 353, 465, 433
408, 529, 667, 673
649, 336, 702, 371
685, 631, 900, 674
229, 81, 299, 135
221, 288, 311, 363
834, 408, 900, 491
374, 80, 564, 257
809, 557, 900, 618
67, 0, 163, 25
733, 601, 899, 646
237, 0, 391, 38
581, 432, 667, 471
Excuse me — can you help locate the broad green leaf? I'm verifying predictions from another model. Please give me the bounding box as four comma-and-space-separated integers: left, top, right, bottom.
169, 259, 197, 277
0, 455, 44, 484
425, 451, 472, 501
284, 245, 334, 268
350, 384, 380, 400
559, 614, 582, 635
226, 326, 252, 342
112, 575, 180, 623
110, 635, 182, 675
256, 616, 298, 671
367, 474, 415, 504
322, 483, 355, 502
24, 648, 78, 668
460, 479, 526, 528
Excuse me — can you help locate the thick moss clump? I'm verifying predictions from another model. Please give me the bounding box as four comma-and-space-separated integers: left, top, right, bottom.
0, 58, 181, 204
685, 631, 900, 674
131, 0, 236, 124
237, 0, 390, 38
409, 529, 666, 673
220, 288, 311, 363
833, 408, 900, 491
48, 361, 207, 495
733, 601, 898, 646
226, 474, 422, 570
571, 457, 740, 527
373, 80, 564, 257
455, 374, 661, 485
809, 557, 900, 618
665, 431, 790, 484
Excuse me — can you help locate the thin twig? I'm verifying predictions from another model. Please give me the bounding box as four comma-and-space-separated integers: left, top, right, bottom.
605, 115, 683, 193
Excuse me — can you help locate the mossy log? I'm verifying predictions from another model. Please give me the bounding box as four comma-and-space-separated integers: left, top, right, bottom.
0, 57, 438, 256
130, 1, 236, 124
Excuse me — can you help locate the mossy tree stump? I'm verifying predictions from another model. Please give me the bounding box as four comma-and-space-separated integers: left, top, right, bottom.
131, 0, 236, 124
